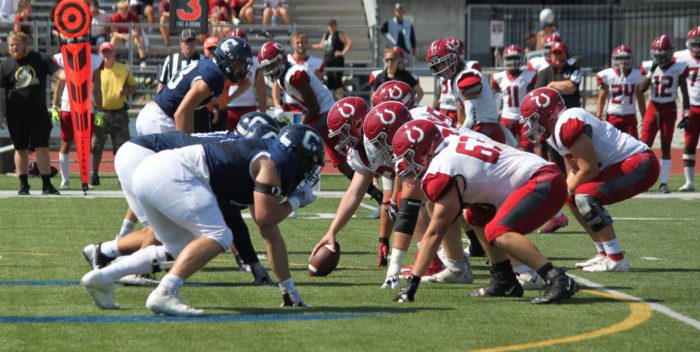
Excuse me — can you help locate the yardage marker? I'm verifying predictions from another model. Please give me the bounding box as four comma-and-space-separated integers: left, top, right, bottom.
473, 289, 651, 352
570, 274, 700, 330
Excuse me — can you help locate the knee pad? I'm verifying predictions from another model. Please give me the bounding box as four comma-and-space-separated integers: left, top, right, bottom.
395, 199, 422, 235
147, 245, 174, 273
574, 194, 613, 232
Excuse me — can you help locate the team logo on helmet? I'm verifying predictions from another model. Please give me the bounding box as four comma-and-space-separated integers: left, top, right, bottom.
337, 102, 356, 118
534, 93, 551, 108
406, 126, 425, 143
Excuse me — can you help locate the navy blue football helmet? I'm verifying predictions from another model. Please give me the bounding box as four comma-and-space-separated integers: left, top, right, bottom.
214, 37, 253, 82
244, 123, 279, 140
278, 125, 325, 187
235, 112, 279, 136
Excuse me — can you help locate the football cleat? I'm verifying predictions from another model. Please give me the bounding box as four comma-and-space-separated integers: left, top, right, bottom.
516, 269, 546, 290
659, 183, 670, 194
81, 269, 120, 309
400, 256, 445, 279
119, 274, 160, 287
678, 183, 695, 192
471, 280, 524, 298
234, 253, 250, 272
538, 214, 569, 233
146, 287, 204, 316
575, 253, 607, 269
531, 268, 577, 304
59, 180, 70, 190
422, 258, 474, 284
42, 185, 61, 195
394, 274, 421, 303
18, 185, 30, 195
381, 275, 400, 289
582, 256, 630, 272
90, 173, 100, 186
281, 291, 310, 307
82, 243, 115, 269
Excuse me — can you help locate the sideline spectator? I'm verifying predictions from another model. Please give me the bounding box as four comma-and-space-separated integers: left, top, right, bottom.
91, 42, 136, 186
209, 0, 230, 39
13, 0, 30, 36
273, 31, 324, 117
130, 0, 154, 28
90, 0, 111, 46
0, 0, 19, 22
313, 19, 352, 98
51, 49, 104, 190
231, 0, 254, 25
370, 47, 423, 103
0, 31, 65, 195
158, 0, 170, 46
524, 32, 537, 54
262, 0, 290, 25
380, 3, 416, 60
110, 0, 148, 68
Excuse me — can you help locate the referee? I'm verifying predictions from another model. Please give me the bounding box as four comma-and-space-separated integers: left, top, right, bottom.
157, 29, 211, 132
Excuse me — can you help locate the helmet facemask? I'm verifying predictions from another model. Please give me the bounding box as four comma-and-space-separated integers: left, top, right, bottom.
260, 55, 286, 82
612, 54, 631, 72
651, 49, 673, 66
688, 38, 700, 58
428, 53, 457, 78
504, 54, 521, 71
328, 123, 357, 156
520, 112, 547, 144
364, 133, 392, 171
393, 148, 424, 185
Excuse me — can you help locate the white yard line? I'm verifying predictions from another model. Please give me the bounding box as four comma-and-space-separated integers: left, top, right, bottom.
570, 274, 700, 330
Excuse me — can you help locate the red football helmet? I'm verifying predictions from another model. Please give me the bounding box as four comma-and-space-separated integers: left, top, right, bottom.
258, 41, 288, 80
372, 80, 416, 108
392, 119, 444, 185
519, 87, 566, 143
687, 26, 700, 58
228, 28, 248, 40
650, 35, 674, 66
543, 33, 562, 54
427, 39, 458, 78
327, 97, 370, 155
611, 45, 632, 72
363, 101, 412, 170
503, 45, 522, 70
444, 36, 465, 57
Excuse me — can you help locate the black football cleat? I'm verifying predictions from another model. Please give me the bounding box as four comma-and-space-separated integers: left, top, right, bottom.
90, 173, 101, 186
531, 267, 578, 304
42, 185, 61, 195
18, 185, 30, 195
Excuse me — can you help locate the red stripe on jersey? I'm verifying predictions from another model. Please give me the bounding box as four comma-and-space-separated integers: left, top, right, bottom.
560, 118, 587, 148
422, 172, 454, 203
289, 70, 310, 89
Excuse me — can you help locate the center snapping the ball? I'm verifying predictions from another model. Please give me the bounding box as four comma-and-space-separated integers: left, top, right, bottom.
308, 242, 340, 276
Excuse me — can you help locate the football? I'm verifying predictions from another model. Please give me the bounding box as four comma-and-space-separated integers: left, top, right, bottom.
308, 242, 341, 276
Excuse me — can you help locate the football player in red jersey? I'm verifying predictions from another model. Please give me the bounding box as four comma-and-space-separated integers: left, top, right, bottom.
391, 119, 577, 304
522, 87, 659, 272
638, 35, 690, 193
596, 45, 646, 138
674, 27, 700, 191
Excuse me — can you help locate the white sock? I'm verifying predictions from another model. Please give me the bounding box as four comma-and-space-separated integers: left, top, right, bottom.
99, 248, 153, 283
684, 166, 695, 185
278, 277, 297, 294
158, 273, 185, 293
660, 159, 671, 184
594, 242, 606, 254
444, 256, 467, 271
58, 153, 70, 182
602, 239, 622, 255
119, 219, 136, 236
387, 249, 406, 277
512, 263, 531, 274
100, 240, 122, 258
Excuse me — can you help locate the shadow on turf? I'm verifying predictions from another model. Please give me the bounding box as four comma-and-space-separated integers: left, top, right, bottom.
202, 306, 452, 315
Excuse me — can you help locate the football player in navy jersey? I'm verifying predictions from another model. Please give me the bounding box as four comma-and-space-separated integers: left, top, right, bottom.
135, 37, 253, 136
81, 125, 324, 315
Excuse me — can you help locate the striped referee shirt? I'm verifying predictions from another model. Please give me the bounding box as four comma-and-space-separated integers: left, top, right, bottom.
158, 51, 204, 84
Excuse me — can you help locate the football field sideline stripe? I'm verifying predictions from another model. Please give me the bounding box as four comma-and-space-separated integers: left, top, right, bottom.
570, 274, 700, 330
472, 289, 651, 352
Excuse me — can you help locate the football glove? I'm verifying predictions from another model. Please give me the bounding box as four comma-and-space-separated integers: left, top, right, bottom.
394, 274, 421, 303
51, 106, 60, 124
386, 201, 398, 222
274, 107, 286, 123
94, 110, 105, 127
377, 240, 388, 267
288, 185, 316, 211
677, 110, 690, 129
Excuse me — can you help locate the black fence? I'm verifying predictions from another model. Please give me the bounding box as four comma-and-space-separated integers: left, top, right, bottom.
466, 2, 700, 70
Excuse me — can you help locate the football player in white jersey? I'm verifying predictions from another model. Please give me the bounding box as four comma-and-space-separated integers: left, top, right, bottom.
638, 35, 690, 193
272, 31, 325, 119
429, 38, 475, 126
596, 45, 646, 138
391, 119, 577, 304
521, 88, 660, 272
491, 45, 537, 151
454, 69, 514, 144
674, 27, 700, 191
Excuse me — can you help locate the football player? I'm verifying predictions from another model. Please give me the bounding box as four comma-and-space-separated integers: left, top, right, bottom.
526, 33, 578, 72
638, 34, 690, 193
491, 45, 537, 151
392, 119, 577, 304
521, 88, 659, 272
596, 45, 646, 138
674, 27, 700, 191
81, 125, 323, 315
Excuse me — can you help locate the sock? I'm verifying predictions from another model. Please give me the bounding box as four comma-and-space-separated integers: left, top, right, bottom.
19, 174, 29, 187
536, 262, 555, 280
99, 248, 153, 283
278, 277, 297, 294
684, 166, 695, 185
387, 249, 406, 277
603, 239, 623, 261
59, 153, 70, 182
660, 159, 671, 184
41, 174, 52, 188
100, 240, 122, 258
159, 273, 185, 293
366, 185, 383, 205
119, 219, 136, 236
444, 256, 466, 271
594, 242, 606, 255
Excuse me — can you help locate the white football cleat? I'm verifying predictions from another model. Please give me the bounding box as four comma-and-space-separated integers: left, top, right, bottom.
575, 254, 607, 269
119, 274, 159, 287
516, 269, 545, 290
81, 269, 120, 309
422, 257, 473, 284
582, 256, 631, 272
381, 275, 400, 289
146, 287, 204, 316
81, 244, 98, 270
678, 183, 695, 192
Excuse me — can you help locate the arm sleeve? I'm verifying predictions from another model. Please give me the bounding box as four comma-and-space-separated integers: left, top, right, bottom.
288, 70, 310, 89
569, 69, 582, 85
45, 53, 60, 75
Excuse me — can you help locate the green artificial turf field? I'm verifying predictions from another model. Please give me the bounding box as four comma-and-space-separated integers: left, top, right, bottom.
0, 174, 699, 351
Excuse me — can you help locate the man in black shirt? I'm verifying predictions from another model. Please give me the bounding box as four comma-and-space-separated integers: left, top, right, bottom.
535, 42, 582, 107
371, 47, 424, 103
0, 31, 65, 195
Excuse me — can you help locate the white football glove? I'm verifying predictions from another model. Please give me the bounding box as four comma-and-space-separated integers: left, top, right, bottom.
288, 185, 316, 211
274, 107, 286, 123
381, 275, 400, 289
